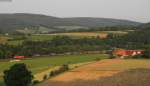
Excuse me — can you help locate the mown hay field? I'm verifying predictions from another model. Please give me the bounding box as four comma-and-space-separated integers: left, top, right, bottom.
47, 31, 128, 39
48, 32, 108, 39
39, 59, 150, 86
0, 36, 10, 44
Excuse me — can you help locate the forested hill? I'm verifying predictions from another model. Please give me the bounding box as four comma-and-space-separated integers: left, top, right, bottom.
137, 22, 150, 29
109, 23, 150, 49
62, 17, 141, 27
0, 13, 141, 32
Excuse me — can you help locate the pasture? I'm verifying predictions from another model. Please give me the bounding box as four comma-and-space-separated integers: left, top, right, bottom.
0, 54, 108, 85
0, 80, 4, 86
8, 40, 24, 45
5, 35, 56, 45
0, 35, 24, 45
39, 59, 150, 86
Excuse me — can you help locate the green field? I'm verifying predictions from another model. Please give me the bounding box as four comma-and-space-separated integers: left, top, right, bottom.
0, 54, 108, 85
31, 35, 56, 41
8, 40, 24, 45
0, 35, 23, 45
0, 80, 4, 86
99, 31, 128, 34
6, 35, 56, 45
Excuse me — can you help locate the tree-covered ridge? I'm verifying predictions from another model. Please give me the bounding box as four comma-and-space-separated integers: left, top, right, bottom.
0, 13, 141, 33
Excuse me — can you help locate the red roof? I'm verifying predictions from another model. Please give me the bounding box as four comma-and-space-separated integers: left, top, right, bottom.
14, 56, 26, 59
114, 49, 144, 56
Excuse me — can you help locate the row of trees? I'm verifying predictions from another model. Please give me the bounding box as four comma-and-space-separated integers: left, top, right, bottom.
0, 36, 110, 59
18, 36, 110, 56
0, 45, 18, 59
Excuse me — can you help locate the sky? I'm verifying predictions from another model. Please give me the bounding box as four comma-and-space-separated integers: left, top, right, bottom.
0, 0, 149, 23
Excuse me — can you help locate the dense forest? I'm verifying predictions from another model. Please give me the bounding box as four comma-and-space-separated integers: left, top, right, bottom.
107, 24, 150, 49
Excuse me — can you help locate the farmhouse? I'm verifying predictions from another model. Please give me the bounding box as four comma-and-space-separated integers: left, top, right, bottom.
14, 56, 26, 59
113, 49, 144, 58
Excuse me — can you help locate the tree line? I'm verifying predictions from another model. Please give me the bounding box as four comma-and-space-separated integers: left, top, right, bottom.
0, 36, 110, 59
107, 27, 150, 49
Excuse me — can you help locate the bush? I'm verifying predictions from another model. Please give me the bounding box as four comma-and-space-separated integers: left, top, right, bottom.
132, 54, 143, 59
59, 64, 69, 72
95, 58, 101, 61
43, 75, 47, 80
124, 55, 144, 59
49, 64, 69, 77
49, 71, 55, 77
74, 66, 79, 68
142, 49, 150, 59
33, 80, 40, 85
123, 56, 132, 59
3, 63, 33, 86
109, 54, 116, 59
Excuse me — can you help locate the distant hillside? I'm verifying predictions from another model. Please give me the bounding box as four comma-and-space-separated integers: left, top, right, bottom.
0, 13, 142, 33
62, 17, 141, 27
137, 22, 150, 29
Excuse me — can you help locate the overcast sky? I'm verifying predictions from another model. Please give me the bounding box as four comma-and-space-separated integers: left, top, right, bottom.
0, 0, 149, 23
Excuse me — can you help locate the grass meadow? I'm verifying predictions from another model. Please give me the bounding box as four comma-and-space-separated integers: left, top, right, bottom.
0, 54, 108, 85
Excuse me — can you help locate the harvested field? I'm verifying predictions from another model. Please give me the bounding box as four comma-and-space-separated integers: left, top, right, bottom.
48, 32, 108, 39
51, 59, 120, 82
39, 68, 150, 86
0, 36, 10, 44
39, 59, 150, 86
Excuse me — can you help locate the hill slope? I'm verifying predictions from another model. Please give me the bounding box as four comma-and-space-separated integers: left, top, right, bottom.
0, 13, 142, 33
138, 22, 150, 29
63, 17, 141, 27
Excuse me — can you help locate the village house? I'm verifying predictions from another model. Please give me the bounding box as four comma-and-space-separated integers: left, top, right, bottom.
113, 49, 144, 58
